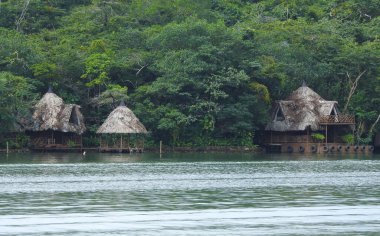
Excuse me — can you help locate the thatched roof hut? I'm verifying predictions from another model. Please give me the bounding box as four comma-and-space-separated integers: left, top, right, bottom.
266, 84, 338, 131
27, 90, 86, 134
97, 103, 147, 134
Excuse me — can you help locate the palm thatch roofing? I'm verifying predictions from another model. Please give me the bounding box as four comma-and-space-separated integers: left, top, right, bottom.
96, 103, 148, 134
27, 90, 86, 134
266, 84, 338, 131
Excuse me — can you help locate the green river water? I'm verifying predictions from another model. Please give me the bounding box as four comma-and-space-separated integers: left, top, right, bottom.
0, 152, 379, 235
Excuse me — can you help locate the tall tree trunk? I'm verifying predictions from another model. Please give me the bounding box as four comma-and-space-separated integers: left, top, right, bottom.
16, 0, 30, 32
355, 120, 365, 144
343, 70, 366, 113
368, 113, 380, 137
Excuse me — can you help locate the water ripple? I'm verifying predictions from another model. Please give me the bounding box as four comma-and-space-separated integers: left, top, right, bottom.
0, 153, 380, 235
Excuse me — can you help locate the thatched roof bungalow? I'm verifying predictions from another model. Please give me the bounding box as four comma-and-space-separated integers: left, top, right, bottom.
97, 102, 147, 152
264, 83, 361, 154
97, 102, 147, 134
26, 88, 86, 150
266, 84, 342, 132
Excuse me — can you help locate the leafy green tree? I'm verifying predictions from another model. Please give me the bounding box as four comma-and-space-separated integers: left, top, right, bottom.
0, 28, 40, 76
0, 72, 38, 132
82, 53, 111, 88
1, 0, 379, 147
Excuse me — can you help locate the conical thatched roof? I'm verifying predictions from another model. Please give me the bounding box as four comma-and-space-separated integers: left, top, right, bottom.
27, 91, 86, 134
96, 104, 147, 134
266, 85, 337, 131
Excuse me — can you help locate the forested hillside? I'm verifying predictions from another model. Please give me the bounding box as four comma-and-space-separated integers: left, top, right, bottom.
0, 0, 379, 147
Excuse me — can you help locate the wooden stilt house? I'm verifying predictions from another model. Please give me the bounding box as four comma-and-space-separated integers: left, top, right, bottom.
97, 102, 148, 153
264, 83, 373, 154
25, 88, 86, 151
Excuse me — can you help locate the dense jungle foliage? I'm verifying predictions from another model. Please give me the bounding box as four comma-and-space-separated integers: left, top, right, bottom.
0, 0, 379, 147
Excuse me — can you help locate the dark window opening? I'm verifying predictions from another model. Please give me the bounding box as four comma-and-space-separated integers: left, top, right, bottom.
69, 107, 80, 126
275, 107, 285, 121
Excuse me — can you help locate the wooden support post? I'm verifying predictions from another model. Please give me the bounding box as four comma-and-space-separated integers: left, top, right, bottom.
80, 134, 83, 152
333, 126, 336, 143
120, 134, 123, 151
6, 141, 9, 154
325, 125, 328, 146
307, 128, 309, 153
160, 140, 162, 155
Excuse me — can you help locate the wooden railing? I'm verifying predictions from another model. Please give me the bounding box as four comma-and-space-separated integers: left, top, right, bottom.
319, 115, 355, 124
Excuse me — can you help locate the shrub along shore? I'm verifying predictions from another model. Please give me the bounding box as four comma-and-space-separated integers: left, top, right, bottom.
0, 1, 379, 148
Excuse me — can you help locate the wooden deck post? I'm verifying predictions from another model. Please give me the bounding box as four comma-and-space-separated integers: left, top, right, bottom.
80, 134, 83, 152
160, 140, 162, 155
307, 128, 309, 153
120, 134, 123, 151
333, 126, 336, 143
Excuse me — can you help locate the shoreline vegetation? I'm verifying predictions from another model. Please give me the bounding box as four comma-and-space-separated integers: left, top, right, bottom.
2, 146, 379, 154
0, 1, 379, 149
0, 146, 258, 154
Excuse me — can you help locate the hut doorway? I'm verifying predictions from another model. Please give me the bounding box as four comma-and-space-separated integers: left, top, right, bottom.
275, 106, 285, 121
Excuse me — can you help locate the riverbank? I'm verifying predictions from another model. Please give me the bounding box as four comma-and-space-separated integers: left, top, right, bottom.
0, 148, 29, 153
2, 145, 379, 154
0, 146, 259, 153
145, 146, 258, 153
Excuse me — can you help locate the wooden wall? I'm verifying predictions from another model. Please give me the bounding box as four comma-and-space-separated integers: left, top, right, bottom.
27, 131, 82, 148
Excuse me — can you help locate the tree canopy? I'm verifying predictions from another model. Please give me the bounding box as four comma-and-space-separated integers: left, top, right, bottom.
0, 0, 379, 146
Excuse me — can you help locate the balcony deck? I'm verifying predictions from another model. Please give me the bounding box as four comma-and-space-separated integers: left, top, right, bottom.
319, 115, 355, 125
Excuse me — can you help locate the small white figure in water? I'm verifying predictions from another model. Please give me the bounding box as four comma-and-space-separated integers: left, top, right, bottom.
82, 151, 86, 156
